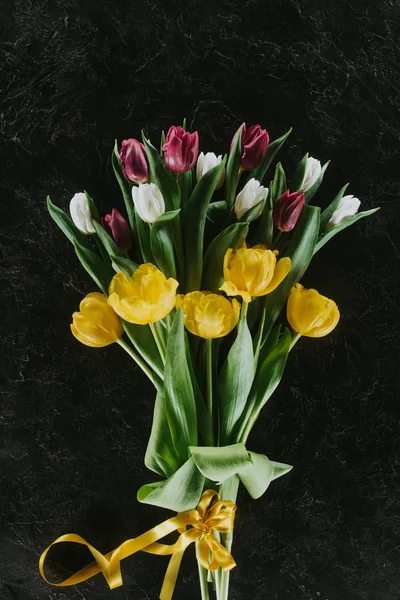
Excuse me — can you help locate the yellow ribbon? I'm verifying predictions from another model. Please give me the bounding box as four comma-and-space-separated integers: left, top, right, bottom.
39, 489, 236, 600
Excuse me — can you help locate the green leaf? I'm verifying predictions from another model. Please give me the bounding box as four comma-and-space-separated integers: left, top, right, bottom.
164, 309, 198, 462
315, 208, 380, 254
145, 393, 181, 478
84, 191, 100, 221
123, 321, 164, 386
72, 240, 115, 294
262, 205, 320, 343
218, 315, 255, 445
184, 159, 226, 291
247, 127, 292, 185
235, 329, 291, 443
190, 443, 250, 482
111, 140, 136, 232
304, 160, 330, 204
47, 196, 91, 247
238, 199, 264, 223
110, 254, 138, 277
150, 209, 181, 279
225, 124, 243, 208
93, 220, 121, 259
290, 153, 308, 192
202, 222, 249, 291
135, 208, 153, 263
255, 187, 274, 247
142, 135, 181, 211
239, 452, 292, 499
207, 201, 229, 224
270, 162, 287, 202
189, 443, 292, 499
137, 456, 205, 512
184, 336, 213, 446
319, 183, 350, 232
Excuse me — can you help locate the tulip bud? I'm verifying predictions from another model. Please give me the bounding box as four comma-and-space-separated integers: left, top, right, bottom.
71, 292, 123, 347
132, 183, 165, 224
196, 152, 225, 188
231, 123, 269, 171
273, 190, 305, 232
102, 208, 133, 251
287, 284, 340, 338
108, 265, 178, 325
162, 126, 199, 173
119, 139, 149, 184
234, 178, 268, 220
220, 244, 291, 303
300, 157, 321, 192
69, 192, 96, 234
176, 291, 240, 339
326, 195, 361, 230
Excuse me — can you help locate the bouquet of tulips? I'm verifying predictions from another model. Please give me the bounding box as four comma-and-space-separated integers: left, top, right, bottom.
42, 121, 378, 600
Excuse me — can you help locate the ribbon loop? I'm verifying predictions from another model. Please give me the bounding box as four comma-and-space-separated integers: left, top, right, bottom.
39, 490, 236, 600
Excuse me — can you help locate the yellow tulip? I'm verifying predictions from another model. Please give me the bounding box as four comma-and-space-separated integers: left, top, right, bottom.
108, 264, 178, 325
71, 292, 123, 347
176, 291, 240, 339
287, 284, 340, 337
219, 244, 292, 303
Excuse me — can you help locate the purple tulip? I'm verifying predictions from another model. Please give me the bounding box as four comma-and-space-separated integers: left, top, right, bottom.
232, 123, 270, 171
273, 190, 305, 232
102, 209, 133, 251
119, 139, 149, 184
162, 126, 199, 173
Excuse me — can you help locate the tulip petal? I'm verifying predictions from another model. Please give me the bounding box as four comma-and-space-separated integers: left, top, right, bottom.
263, 257, 292, 294
220, 281, 252, 303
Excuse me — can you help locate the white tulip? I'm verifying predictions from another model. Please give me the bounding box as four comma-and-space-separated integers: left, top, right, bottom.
300, 157, 321, 192
69, 192, 95, 234
132, 183, 165, 224
327, 195, 361, 230
196, 152, 225, 188
234, 178, 268, 220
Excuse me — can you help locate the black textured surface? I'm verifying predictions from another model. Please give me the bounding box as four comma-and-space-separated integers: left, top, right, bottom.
1, 1, 399, 599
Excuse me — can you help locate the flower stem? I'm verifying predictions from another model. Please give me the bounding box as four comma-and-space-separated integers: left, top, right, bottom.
206, 339, 214, 443
116, 338, 158, 386
150, 322, 166, 364
272, 230, 283, 249
216, 476, 240, 600
196, 542, 210, 600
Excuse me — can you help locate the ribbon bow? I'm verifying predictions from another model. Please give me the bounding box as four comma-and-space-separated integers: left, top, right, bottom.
39, 489, 236, 600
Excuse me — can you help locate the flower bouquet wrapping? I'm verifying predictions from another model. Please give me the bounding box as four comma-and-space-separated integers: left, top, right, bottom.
40, 122, 378, 599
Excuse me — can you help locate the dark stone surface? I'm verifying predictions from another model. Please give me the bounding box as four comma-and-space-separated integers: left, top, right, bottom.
1, 1, 399, 598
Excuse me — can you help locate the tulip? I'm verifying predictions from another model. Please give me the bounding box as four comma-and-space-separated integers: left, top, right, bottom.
69, 192, 96, 234
102, 208, 133, 251
119, 139, 149, 184
231, 123, 269, 171
234, 178, 268, 220
299, 157, 321, 192
287, 284, 340, 338
273, 190, 305, 232
163, 125, 199, 173
196, 152, 225, 188
327, 195, 361, 230
71, 292, 123, 347
108, 264, 178, 325
132, 183, 165, 224
220, 244, 292, 303
176, 291, 240, 339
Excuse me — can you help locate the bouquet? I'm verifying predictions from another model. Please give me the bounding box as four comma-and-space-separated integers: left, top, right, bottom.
40, 121, 378, 600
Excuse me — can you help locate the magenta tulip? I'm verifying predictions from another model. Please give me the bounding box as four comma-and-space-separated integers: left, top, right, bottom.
232, 123, 270, 171
273, 190, 305, 232
119, 139, 149, 184
162, 126, 199, 173
102, 209, 133, 251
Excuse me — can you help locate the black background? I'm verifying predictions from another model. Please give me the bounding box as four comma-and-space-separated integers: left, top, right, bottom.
1, 1, 399, 599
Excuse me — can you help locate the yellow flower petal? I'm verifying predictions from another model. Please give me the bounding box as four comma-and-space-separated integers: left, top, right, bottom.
263, 257, 292, 294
